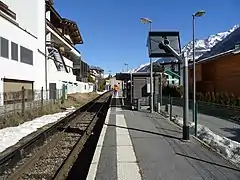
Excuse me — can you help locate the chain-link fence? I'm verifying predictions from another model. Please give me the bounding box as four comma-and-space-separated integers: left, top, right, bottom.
156, 95, 240, 142
0, 87, 64, 129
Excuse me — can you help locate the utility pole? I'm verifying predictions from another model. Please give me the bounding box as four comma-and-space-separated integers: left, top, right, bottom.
124, 63, 128, 72
140, 17, 154, 113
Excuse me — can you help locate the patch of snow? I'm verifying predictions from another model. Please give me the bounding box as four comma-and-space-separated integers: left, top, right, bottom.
66, 106, 76, 110
97, 90, 107, 95
0, 108, 76, 153
171, 116, 240, 165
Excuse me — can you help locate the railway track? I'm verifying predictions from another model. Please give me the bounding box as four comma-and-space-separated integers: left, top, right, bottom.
0, 91, 112, 180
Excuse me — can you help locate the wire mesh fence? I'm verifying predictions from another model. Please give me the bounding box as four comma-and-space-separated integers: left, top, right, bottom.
0, 87, 64, 129
155, 95, 240, 142
156, 95, 240, 123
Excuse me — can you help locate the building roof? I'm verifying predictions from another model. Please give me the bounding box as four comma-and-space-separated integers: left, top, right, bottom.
0, 1, 16, 20
197, 26, 240, 62
46, 2, 83, 45
61, 18, 83, 44
115, 72, 162, 80
164, 69, 180, 78
46, 0, 54, 5
90, 66, 104, 71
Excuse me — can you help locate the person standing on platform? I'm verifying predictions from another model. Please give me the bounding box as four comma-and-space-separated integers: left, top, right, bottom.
114, 84, 118, 97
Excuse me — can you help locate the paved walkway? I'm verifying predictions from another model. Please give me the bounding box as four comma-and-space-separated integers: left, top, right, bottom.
170, 105, 240, 142
87, 98, 240, 180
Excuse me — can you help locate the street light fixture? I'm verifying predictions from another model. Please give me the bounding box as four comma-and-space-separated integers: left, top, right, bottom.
140, 17, 152, 25
140, 17, 154, 113
194, 10, 205, 17
192, 10, 205, 135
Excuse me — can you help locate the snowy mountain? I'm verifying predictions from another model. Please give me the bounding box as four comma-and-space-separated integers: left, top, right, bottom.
130, 24, 240, 73
182, 24, 240, 60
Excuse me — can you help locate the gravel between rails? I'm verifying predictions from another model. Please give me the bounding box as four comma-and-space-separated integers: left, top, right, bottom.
19, 114, 97, 179
0, 133, 60, 180
19, 132, 81, 180
2, 93, 111, 180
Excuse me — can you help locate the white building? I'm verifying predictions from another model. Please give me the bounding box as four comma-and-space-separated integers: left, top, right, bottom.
0, 0, 46, 105
0, 0, 93, 105
45, 0, 92, 97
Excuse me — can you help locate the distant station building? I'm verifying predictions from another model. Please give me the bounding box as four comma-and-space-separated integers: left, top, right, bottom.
116, 72, 163, 106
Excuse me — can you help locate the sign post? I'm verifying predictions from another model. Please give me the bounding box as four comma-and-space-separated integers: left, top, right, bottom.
147, 31, 190, 140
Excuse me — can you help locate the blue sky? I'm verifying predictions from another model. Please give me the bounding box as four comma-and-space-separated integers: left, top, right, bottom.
54, 0, 239, 74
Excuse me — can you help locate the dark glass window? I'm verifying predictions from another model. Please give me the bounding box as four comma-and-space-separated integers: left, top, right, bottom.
11, 42, 18, 61
20, 46, 33, 65
0, 37, 9, 58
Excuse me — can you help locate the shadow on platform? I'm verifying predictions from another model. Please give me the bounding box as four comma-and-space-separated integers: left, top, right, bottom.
105, 123, 182, 140
176, 152, 240, 172
220, 127, 240, 142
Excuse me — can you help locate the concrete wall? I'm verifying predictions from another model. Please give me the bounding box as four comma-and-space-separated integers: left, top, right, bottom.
0, 0, 93, 107
47, 57, 93, 94
2, 0, 38, 36
0, 0, 46, 106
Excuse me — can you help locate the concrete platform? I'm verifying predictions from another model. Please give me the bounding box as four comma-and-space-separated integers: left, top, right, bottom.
86, 97, 240, 180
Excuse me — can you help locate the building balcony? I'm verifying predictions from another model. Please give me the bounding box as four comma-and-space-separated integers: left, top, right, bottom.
46, 21, 81, 58
46, 2, 83, 46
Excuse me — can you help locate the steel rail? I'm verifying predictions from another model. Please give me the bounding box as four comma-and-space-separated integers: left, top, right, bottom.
0, 91, 111, 177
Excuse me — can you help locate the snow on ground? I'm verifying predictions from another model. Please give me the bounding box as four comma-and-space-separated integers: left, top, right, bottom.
171, 116, 240, 166
0, 107, 76, 153
97, 90, 107, 95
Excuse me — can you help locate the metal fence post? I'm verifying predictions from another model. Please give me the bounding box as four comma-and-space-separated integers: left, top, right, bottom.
165, 97, 169, 113
157, 102, 161, 113
170, 96, 173, 121
160, 73, 163, 106
195, 101, 198, 136
21, 86, 25, 115
137, 98, 141, 111
41, 87, 44, 112
154, 93, 157, 111
61, 85, 66, 104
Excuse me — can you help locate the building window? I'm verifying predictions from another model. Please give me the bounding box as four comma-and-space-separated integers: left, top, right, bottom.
20, 46, 33, 65
0, 37, 9, 58
11, 42, 18, 61
172, 80, 175, 84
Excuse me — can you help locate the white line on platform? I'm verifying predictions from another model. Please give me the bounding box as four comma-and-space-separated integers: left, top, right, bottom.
86, 108, 111, 180
116, 114, 142, 180
116, 107, 122, 112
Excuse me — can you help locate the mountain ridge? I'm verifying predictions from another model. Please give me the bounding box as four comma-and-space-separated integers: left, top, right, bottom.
130, 24, 239, 73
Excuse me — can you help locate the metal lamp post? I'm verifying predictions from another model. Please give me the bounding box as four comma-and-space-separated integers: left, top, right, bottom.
108, 70, 111, 77
124, 63, 129, 72
140, 17, 154, 113
192, 10, 205, 125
